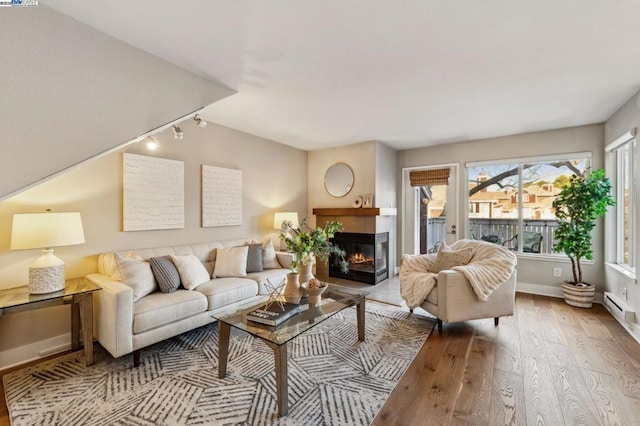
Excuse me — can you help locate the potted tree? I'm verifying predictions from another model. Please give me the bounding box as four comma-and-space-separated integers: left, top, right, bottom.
552, 168, 615, 307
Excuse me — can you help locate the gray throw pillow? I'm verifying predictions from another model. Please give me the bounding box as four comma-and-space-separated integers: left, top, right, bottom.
150, 256, 181, 293
246, 243, 264, 273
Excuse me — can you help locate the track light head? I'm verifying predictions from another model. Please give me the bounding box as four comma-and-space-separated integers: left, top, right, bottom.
194, 114, 207, 128
145, 136, 159, 151
172, 125, 184, 140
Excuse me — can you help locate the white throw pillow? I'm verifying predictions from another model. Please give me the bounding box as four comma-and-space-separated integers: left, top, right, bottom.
115, 253, 157, 301
213, 246, 249, 278
102, 251, 144, 281
262, 239, 281, 269
170, 254, 211, 290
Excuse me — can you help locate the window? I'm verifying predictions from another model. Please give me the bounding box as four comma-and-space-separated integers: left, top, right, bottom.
608, 135, 636, 271
467, 154, 591, 255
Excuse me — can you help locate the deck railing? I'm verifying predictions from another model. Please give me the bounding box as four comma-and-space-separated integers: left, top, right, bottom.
422, 217, 559, 254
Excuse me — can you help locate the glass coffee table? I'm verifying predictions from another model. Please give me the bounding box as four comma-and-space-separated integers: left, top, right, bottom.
213, 284, 368, 417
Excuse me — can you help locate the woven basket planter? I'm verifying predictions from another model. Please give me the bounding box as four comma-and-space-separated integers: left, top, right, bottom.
561, 281, 595, 308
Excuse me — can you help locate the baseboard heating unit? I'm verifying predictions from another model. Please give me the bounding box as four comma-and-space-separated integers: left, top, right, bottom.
603, 292, 635, 325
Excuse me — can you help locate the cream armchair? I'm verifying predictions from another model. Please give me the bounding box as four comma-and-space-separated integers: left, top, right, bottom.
411, 269, 516, 333
400, 239, 517, 333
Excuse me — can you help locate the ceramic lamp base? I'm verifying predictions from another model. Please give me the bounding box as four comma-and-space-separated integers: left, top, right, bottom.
28, 249, 66, 294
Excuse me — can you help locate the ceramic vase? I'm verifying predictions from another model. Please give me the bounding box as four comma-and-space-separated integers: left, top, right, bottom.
284, 272, 301, 302
298, 262, 314, 284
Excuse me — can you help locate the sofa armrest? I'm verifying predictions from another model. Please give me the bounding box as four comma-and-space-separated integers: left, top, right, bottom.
275, 251, 295, 270
436, 270, 516, 323
85, 273, 134, 358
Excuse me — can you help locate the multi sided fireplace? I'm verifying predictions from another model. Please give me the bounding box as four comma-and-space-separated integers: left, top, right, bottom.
329, 232, 389, 285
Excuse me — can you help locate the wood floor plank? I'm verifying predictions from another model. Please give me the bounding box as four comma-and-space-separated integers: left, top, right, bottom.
493, 323, 522, 375
450, 329, 496, 426
583, 336, 640, 400
551, 300, 582, 328
416, 323, 474, 425
560, 324, 595, 370
617, 334, 640, 369
522, 356, 565, 425
373, 326, 450, 425
518, 308, 546, 359
623, 394, 640, 420
581, 368, 632, 426
489, 368, 527, 425
545, 340, 601, 424
578, 313, 615, 340
531, 294, 554, 310
598, 314, 632, 338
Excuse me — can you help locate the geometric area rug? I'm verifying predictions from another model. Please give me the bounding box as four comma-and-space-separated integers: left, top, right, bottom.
3, 301, 434, 426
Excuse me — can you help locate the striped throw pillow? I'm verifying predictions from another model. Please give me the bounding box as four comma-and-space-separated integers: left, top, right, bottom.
150, 256, 181, 293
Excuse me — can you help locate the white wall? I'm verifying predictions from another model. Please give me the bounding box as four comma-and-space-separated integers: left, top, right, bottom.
604, 90, 640, 338
0, 5, 233, 199
375, 142, 398, 273
308, 141, 376, 223
0, 121, 307, 367
398, 124, 605, 296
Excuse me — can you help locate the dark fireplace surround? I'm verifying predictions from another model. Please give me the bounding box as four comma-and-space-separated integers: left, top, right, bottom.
329, 232, 389, 285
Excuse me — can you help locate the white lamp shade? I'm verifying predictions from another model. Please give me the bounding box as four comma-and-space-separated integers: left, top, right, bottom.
11, 212, 85, 250
273, 212, 299, 230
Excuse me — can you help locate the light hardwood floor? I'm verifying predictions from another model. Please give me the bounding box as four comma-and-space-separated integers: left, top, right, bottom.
1, 293, 638, 425
374, 293, 640, 425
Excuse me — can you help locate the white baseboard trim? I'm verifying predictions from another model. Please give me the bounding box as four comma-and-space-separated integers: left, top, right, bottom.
0, 333, 71, 371
602, 304, 640, 345
516, 281, 604, 304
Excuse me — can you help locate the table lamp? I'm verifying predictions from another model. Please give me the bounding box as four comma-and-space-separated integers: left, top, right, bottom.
273, 212, 299, 231
10, 211, 85, 294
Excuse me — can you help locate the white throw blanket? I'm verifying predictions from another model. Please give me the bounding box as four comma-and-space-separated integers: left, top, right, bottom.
400, 239, 517, 309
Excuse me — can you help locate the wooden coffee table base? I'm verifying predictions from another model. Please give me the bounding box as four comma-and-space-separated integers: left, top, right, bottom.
217, 298, 366, 417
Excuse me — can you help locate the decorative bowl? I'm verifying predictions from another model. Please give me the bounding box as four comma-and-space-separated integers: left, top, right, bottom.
301, 280, 327, 304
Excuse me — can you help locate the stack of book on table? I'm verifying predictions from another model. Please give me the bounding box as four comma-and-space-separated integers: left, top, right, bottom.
246, 302, 302, 326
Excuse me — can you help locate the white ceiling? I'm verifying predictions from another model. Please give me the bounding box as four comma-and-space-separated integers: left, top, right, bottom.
45, 0, 640, 151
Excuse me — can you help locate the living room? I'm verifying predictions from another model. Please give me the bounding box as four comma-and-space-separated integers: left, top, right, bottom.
2, 2, 640, 425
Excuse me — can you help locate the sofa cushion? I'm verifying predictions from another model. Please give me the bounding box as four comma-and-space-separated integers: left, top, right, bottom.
246, 243, 263, 273
213, 246, 249, 278
426, 286, 438, 305
261, 238, 281, 269
171, 254, 210, 290
133, 290, 207, 334
195, 278, 258, 310
150, 256, 181, 293
115, 253, 157, 301
245, 269, 289, 294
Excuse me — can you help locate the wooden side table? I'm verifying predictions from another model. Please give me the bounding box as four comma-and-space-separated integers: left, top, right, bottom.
0, 278, 101, 366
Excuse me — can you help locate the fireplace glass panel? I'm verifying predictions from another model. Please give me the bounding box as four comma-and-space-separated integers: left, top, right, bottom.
329, 232, 389, 285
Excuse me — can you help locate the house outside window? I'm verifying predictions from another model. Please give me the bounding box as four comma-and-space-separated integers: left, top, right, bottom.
607, 135, 636, 272
466, 154, 591, 255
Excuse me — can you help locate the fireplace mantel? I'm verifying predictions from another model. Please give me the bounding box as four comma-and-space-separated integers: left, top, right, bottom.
312, 207, 397, 217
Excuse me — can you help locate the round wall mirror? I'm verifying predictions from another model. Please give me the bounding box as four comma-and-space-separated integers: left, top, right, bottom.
324, 163, 354, 198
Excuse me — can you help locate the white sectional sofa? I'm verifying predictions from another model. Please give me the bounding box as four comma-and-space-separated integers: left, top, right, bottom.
86, 238, 292, 366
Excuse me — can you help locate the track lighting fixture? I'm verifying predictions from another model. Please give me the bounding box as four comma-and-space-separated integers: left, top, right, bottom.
172, 125, 184, 140
193, 114, 207, 128
145, 136, 159, 151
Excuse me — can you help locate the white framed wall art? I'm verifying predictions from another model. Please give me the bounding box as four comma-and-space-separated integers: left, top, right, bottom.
202, 165, 243, 227
122, 153, 185, 231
